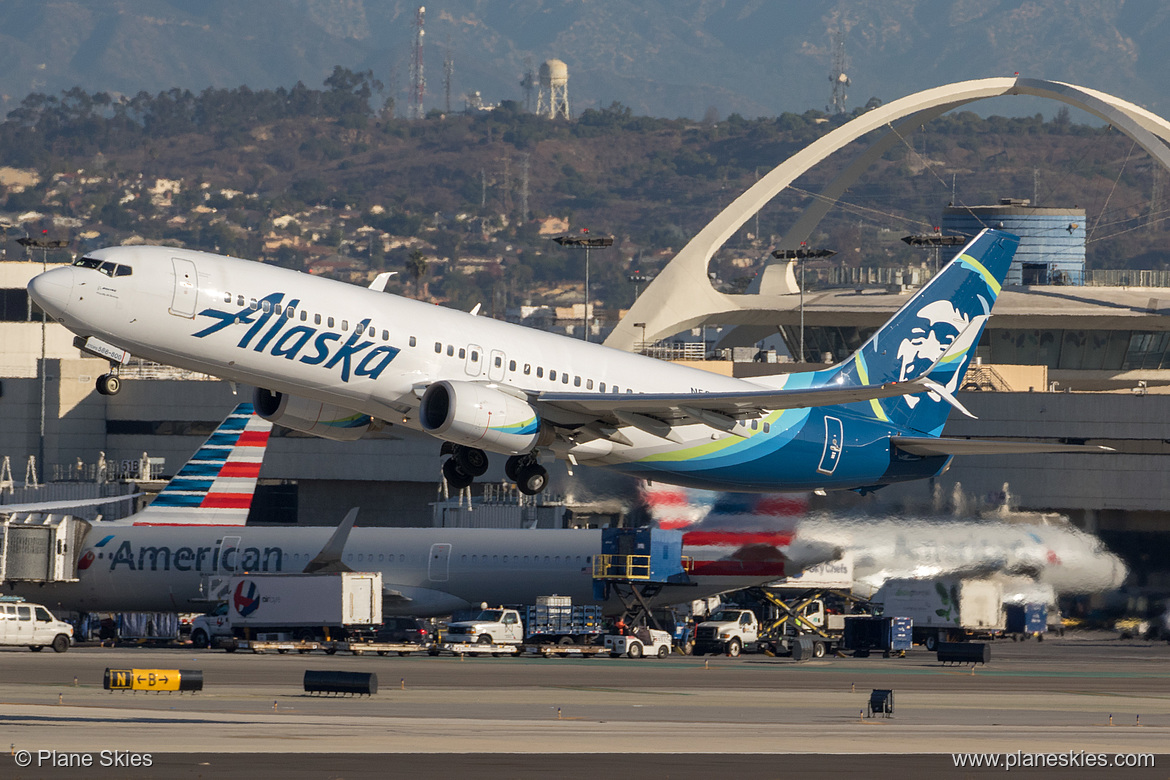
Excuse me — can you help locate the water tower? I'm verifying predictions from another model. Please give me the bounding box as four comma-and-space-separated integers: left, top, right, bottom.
537, 58, 570, 119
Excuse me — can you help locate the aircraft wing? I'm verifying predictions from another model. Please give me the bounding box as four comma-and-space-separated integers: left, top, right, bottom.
891, 436, 1115, 456
537, 376, 935, 423
0, 493, 142, 515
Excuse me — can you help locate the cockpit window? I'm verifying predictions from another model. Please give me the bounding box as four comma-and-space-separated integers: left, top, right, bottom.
72, 256, 132, 277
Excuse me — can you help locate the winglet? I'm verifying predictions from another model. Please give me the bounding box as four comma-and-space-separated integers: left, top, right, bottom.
368, 272, 397, 292
303, 507, 359, 573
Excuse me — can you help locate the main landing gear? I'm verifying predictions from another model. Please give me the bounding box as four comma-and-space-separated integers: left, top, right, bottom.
439, 444, 549, 496
96, 368, 121, 396
441, 443, 488, 491
505, 453, 548, 496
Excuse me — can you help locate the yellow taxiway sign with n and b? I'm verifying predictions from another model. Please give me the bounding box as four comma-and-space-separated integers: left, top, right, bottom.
103, 668, 203, 692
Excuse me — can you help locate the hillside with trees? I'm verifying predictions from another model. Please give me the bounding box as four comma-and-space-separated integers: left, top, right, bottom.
2, 68, 1167, 319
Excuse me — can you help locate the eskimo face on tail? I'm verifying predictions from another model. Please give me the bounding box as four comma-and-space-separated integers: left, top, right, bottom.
896, 298, 988, 407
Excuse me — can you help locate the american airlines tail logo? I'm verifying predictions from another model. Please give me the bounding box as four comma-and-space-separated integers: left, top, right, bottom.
192, 292, 399, 382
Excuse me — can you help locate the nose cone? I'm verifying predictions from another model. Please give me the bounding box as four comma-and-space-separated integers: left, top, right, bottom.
28, 266, 74, 319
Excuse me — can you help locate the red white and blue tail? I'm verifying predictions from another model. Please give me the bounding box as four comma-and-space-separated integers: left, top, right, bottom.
133, 403, 272, 525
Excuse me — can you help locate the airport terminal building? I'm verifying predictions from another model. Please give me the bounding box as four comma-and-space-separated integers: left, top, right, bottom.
1, 257, 1169, 591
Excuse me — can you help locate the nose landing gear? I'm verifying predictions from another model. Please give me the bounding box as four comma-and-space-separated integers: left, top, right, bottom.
96, 370, 121, 396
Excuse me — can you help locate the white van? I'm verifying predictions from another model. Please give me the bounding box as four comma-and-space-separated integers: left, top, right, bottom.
0, 600, 73, 652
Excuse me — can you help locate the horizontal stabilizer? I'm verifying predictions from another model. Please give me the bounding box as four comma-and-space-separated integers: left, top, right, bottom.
891, 436, 1115, 457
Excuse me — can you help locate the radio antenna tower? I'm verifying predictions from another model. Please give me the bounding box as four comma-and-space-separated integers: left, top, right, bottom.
443, 36, 454, 114
520, 56, 536, 112
409, 6, 426, 119
828, 28, 850, 115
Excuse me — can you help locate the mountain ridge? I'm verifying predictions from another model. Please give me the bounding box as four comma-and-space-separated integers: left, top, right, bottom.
0, 1, 1166, 121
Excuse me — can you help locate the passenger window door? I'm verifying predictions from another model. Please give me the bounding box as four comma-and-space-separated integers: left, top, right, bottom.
488, 349, 506, 382
464, 345, 482, 377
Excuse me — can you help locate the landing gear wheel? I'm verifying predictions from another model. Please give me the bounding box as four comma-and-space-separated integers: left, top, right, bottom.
504, 456, 522, 482
96, 373, 121, 396
516, 464, 548, 495
442, 458, 474, 490
455, 447, 489, 477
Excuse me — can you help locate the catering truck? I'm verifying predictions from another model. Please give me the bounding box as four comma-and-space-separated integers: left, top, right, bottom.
190, 572, 382, 649
872, 578, 1004, 650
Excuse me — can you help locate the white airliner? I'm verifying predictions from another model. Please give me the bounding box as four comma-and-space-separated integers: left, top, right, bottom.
7, 404, 829, 616
27, 228, 1105, 497
641, 485, 1128, 601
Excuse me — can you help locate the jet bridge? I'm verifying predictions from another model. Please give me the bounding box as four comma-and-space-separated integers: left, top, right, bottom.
593, 527, 692, 630
0, 513, 91, 583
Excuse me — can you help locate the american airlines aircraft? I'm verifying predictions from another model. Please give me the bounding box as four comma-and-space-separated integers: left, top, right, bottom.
27, 228, 1104, 498
640, 484, 1128, 600
8, 404, 829, 616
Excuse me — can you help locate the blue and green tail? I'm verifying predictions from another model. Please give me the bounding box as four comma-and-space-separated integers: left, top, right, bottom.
830, 228, 1019, 435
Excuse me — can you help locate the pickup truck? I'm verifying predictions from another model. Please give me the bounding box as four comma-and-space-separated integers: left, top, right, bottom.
604, 627, 673, 658
693, 608, 760, 657
445, 608, 526, 645
445, 602, 605, 646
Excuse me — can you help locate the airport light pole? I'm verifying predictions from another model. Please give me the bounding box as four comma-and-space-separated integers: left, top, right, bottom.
552, 230, 613, 341
902, 231, 965, 274
19, 236, 70, 485
626, 269, 655, 301
771, 246, 836, 363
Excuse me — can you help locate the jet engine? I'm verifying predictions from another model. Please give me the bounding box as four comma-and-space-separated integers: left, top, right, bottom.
419, 380, 549, 455
252, 388, 372, 442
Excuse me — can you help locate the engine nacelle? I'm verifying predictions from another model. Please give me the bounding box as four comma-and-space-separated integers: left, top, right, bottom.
419, 380, 547, 455
253, 388, 372, 442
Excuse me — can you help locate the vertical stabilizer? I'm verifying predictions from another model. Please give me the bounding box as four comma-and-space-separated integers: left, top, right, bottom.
833, 228, 1019, 435
132, 403, 272, 525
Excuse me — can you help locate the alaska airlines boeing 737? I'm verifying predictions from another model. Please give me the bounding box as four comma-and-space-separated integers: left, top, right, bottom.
27, 229, 1105, 496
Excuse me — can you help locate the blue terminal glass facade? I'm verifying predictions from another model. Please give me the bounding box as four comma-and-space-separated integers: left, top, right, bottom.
942, 202, 1086, 286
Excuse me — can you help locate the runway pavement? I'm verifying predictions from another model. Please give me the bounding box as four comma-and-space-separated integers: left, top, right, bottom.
1, 632, 1167, 778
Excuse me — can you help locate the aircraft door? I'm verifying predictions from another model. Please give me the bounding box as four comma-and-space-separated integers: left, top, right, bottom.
219, 536, 242, 574
817, 416, 843, 475
169, 257, 199, 318
464, 345, 482, 377
428, 543, 451, 582
488, 349, 506, 382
